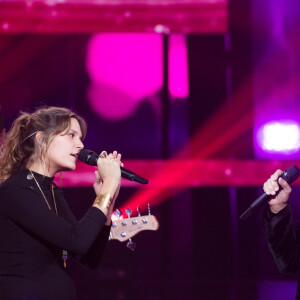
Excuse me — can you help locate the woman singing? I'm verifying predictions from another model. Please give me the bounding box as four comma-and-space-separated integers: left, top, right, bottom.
0, 106, 121, 299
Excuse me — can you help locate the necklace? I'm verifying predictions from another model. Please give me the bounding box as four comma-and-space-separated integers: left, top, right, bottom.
30, 170, 69, 268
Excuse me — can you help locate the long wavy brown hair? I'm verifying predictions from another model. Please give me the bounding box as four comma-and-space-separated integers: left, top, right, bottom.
0, 106, 87, 182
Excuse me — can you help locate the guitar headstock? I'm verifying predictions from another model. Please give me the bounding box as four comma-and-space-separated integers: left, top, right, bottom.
109, 215, 159, 242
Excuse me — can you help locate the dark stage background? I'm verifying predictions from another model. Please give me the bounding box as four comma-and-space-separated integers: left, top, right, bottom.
1, 0, 300, 299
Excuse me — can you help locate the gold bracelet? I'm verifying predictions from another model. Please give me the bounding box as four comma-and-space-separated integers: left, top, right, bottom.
93, 192, 112, 210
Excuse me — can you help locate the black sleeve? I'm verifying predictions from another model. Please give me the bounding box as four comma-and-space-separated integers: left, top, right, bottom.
0, 184, 107, 256
79, 225, 111, 269
262, 204, 300, 274
57, 193, 111, 269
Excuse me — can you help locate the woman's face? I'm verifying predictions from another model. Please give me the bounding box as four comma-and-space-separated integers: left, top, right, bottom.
46, 118, 84, 175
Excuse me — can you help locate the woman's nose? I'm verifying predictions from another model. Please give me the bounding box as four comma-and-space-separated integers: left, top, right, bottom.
77, 139, 84, 149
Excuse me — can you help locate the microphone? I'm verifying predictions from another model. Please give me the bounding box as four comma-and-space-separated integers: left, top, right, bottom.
239, 165, 300, 220
78, 148, 148, 184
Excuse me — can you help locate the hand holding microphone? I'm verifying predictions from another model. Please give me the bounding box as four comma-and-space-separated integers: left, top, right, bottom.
264, 169, 292, 214
239, 165, 300, 220
93, 150, 122, 196
96, 150, 122, 185
84, 149, 122, 225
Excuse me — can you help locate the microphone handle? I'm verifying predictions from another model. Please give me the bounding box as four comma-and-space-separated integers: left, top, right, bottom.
239, 193, 270, 220
120, 166, 148, 184
239, 186, 284, 220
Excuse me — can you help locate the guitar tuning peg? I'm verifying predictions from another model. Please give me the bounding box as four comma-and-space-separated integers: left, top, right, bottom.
114, 209, 122, 219
126, 238, 136, 251
148, 203, 151, 215
125, 207, 132, 218
137, 206, 141, 217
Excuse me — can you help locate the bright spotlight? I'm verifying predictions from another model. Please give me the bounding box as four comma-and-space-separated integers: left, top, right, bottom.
257, 121, 300, 155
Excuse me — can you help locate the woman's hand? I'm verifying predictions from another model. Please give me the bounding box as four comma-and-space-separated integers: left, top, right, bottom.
93, 151, 122, 196
263, 169, 292, 214
93, 151, 123, 224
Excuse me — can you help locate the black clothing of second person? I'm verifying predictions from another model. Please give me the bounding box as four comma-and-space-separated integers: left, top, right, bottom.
262, 204, 300, 300
0, 169, 110, 299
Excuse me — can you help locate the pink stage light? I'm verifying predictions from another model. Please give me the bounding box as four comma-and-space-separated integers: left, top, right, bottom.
257, 121, 300, 153
86, 33, 163, 120
168, 34, 189, 99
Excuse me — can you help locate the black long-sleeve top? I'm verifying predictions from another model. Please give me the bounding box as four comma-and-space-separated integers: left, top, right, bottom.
262, 205, 300, 300
0, 169, 110, 300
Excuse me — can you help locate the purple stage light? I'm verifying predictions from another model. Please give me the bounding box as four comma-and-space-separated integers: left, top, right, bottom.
256, 120, 300, 157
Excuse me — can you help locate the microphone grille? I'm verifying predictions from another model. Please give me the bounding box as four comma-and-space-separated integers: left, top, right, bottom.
78, 149, 98, 166
282, 165, 300, 184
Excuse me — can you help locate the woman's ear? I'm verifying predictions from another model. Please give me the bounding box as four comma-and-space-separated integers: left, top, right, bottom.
35, 131, 45, 145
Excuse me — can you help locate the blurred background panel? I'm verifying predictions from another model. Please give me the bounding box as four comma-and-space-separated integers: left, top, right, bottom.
1, 0, 300, 299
